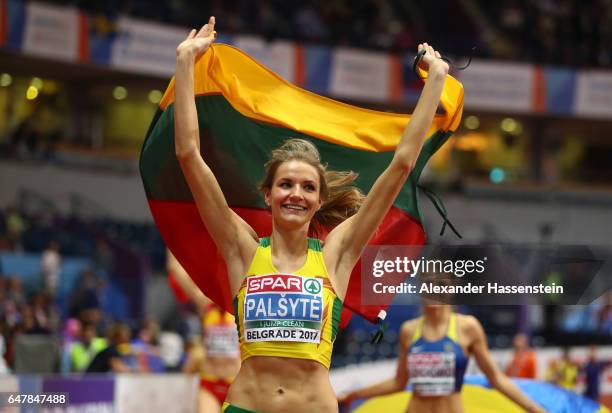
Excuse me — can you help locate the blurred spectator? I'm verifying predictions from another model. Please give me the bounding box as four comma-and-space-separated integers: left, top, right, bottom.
30, 292, 60, 334
70, 321, 107, 372
92, 238, 115, 282
295, 4, 328, 41
6, 276, 25, 307
173, 298, 203, 340
60, 318, 81, 374
41, 241, 61, 295
582, 345, 612, 402
132, 318, 160, 353
598, 292, 612, 334
93, 237, 115, 281
0, 334, 9, 373
86, 323, 138, 373
69, 268, 103, 325
546, 347, 578, 391
5, 206, 27, 251
20, 305, 51, 335
3, 300, 22, 333
505, 333, 537, 379
131, 318, 165, 372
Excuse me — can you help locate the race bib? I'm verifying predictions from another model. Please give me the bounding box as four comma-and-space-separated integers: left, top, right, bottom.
408, 352, 456, 396
204, 325, 239, 357
243, 274, 323, 344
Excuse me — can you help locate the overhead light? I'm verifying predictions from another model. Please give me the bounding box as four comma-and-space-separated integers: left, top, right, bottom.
148, 89, 162, 104
30, 77, 44, 90
464, 115, 480, 130
26, 86, 39, 100
501, 118, 517, 134
489, 167, 506, 184
0, 73, 12, 87
113, 86, 127, 100
501, 118, 523, 135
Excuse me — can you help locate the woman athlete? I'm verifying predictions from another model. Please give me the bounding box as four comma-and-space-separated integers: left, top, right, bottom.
175, 15, 452, 413
339, 304, 546, 413
167, 251, 241, 412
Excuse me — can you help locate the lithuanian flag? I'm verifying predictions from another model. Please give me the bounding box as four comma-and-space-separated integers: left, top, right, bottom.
140, 44, 464, 323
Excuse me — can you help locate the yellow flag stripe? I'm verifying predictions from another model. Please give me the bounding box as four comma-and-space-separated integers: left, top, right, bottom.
160, 44, 464, 152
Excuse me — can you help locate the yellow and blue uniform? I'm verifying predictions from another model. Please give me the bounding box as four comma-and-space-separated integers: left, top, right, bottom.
233, 237, 343, 369
407, 313, 469, 396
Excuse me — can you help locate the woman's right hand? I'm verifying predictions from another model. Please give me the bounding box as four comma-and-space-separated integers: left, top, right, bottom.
176, 16, 217, 60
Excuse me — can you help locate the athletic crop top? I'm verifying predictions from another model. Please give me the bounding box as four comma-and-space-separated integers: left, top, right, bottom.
233, 237, 343, 368
202, 303, 240, 358
407, 313, 469, 396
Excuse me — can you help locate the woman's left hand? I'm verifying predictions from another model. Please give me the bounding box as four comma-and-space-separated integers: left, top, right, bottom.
417, 43, 449, 75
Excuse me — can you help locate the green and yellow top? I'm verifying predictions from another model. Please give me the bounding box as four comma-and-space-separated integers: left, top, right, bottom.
233, 237, 342, 368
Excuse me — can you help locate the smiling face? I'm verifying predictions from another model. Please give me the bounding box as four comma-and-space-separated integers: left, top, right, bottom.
265, 160, 323, 230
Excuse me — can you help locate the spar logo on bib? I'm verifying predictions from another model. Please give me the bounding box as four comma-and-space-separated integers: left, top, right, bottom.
244, 274, 324, 344
304, 278, 321, 294
247, 274, 303, 293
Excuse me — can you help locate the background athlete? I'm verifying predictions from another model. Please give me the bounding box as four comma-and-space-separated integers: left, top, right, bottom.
168, 251, 241, 412
339, 304, 546, 413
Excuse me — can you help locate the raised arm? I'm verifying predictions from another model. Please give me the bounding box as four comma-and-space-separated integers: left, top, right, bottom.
174, 17, 257, 293
468, 317, 546, 413
338, 321, 413, 410
167, 249, 210, 312
325, 43, 448, 299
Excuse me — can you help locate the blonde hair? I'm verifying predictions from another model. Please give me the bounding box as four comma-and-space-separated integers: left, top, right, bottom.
259, 139, 364, 233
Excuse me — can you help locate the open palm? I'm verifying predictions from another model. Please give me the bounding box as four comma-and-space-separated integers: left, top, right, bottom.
176, 16, 217, 59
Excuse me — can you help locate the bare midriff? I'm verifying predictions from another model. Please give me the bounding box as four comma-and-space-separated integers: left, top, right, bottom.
225, 356, 338, 413
202, 355, 241, 382
406, 393, 464, 413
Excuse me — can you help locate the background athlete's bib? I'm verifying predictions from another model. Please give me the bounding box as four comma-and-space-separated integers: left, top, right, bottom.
204, 325, 240, 357
408, 352, 456, 396
243, 274, 323, 344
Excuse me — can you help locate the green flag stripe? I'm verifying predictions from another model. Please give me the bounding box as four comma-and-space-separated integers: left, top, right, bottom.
244, 320, 322, 330
140, 94, 451, 222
